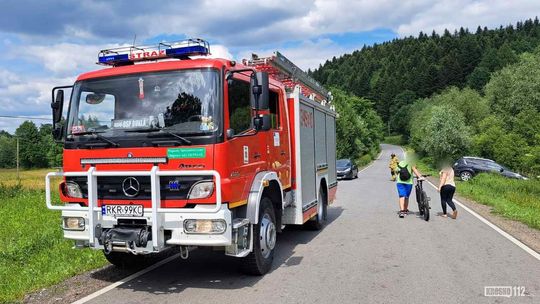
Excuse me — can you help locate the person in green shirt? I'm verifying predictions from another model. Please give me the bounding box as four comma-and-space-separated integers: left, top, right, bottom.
396, 159, 423, 218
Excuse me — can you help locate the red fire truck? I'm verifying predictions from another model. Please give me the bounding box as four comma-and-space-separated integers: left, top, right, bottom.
46, 38, 337, 275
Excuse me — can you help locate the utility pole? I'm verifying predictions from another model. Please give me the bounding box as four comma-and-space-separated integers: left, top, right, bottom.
16, 137, 20, 182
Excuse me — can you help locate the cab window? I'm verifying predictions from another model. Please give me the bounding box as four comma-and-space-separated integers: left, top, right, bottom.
228, 79, 252, 134
269, 90, 280, 129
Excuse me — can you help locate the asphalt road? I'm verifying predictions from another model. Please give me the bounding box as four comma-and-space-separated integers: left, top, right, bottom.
85, 144, 539, 304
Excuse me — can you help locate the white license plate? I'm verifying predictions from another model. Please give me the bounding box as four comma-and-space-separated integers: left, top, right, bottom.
102, 204, 144, 217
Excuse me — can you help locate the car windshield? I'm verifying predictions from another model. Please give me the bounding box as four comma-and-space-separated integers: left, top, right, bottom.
337, 159, 350, 166
66, 69, 220, 139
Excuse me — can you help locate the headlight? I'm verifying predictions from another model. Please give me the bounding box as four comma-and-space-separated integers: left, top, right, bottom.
65, 181, 83, 198
184, 219, 226, 234
344, 168, 351, 172
63, 217, 85, 231
187, 181, 214, 199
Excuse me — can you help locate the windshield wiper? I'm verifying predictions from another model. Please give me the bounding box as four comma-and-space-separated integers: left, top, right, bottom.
124, 128, 192, 145
71, 131, 119, 147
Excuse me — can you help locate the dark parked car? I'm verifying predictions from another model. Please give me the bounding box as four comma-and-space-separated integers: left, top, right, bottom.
453, 157, 528, 181
336, 159, 358, 180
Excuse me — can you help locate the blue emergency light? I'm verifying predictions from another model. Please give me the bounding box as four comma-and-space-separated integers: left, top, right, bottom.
98, 38, 210, 66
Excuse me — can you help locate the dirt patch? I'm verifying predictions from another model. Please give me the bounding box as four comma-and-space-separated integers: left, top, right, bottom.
23, 249, 178, 304
23, 265, 135, 304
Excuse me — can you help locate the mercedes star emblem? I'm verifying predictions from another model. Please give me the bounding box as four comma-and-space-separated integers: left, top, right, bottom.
122, 177, 140, 197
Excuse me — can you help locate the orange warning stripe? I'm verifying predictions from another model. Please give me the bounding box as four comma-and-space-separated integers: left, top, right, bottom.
228, 200, 247, 209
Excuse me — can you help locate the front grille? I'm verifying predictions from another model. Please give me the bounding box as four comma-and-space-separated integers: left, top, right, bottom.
66, 175, 211, 200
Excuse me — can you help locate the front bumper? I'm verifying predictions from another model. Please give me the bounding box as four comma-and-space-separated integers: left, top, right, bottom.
62, 204, 232, 253
46, 167, 232, 254
336, 171, 351, 179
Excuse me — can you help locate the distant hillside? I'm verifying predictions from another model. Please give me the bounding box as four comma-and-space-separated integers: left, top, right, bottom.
311, 18, 540, 127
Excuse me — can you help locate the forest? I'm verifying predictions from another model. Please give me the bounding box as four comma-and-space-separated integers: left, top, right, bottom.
312, 18, 540, 176
0, 122, 62, 168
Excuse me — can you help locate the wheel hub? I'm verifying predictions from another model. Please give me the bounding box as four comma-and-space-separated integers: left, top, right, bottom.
260, 213, 276, 258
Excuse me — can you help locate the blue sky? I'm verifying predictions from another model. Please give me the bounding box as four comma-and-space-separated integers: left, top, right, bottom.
1, 0, 539, 133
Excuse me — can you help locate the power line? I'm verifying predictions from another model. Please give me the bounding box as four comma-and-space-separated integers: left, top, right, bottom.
0, 115, 51, 121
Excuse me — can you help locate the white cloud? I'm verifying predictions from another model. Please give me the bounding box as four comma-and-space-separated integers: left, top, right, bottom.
0, 69, 20, 88
207, 44, 233, 60
397, 0, 540, 36
0, 67, 74, 115
22, 43, 111, 77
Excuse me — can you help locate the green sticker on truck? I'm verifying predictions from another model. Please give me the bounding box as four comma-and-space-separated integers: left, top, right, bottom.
167, 147, 206, 159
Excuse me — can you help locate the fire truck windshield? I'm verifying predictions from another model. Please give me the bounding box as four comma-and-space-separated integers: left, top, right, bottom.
66, 69, 220, 145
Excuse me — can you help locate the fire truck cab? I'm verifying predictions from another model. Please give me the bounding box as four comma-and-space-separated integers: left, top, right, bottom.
46, 39, 337, 275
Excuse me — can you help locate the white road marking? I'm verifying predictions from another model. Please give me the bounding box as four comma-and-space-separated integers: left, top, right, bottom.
71, 253, 181, 304
397, 146, 540, 261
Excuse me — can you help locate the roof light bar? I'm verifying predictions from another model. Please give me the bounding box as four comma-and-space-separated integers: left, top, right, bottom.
98, 38, 210, 66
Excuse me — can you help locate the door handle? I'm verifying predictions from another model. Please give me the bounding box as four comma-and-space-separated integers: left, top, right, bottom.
280, 151, 286, 156
253, 152, 261, 159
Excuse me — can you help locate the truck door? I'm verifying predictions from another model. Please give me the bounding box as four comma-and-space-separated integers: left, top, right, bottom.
267, 88, 291, 189
226, 77, 268, 204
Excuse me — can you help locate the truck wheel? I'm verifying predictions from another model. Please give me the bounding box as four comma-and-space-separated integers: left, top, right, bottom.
306, 187, 327, 230
241, 197, 276, 275
103, 251, 155, 269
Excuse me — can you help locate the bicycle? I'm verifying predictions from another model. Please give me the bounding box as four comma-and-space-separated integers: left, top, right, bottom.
414, 175, 431, 221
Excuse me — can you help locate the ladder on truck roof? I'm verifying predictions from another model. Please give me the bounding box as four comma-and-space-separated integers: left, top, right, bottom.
242, 51, 332, 104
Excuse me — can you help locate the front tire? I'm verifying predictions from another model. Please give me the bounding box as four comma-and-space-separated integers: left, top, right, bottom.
240, 197, 276, 275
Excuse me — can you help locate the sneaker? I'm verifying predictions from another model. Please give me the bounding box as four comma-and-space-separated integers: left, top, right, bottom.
398, 211, 405, 218
451, 210, 458, 219
404, 209, 410, 213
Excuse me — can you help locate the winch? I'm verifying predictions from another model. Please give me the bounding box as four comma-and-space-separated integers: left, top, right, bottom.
97, 225, 152, 254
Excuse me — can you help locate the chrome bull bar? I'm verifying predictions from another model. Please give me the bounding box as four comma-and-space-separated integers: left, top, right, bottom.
45, 166, 222, 250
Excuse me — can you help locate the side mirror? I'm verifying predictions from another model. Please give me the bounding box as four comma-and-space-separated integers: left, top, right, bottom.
51, 89, 65, 141
250, 72, 269, 110
52, 89, 64, 124
253, 114, 271, 131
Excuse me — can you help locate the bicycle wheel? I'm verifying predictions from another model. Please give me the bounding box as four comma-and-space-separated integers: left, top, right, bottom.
422, 191, 430, 221
415, 185, 424, 215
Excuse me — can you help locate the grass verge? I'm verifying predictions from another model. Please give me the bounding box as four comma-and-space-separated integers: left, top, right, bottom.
456, 174, 540, 230
0, 183, 107, 303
